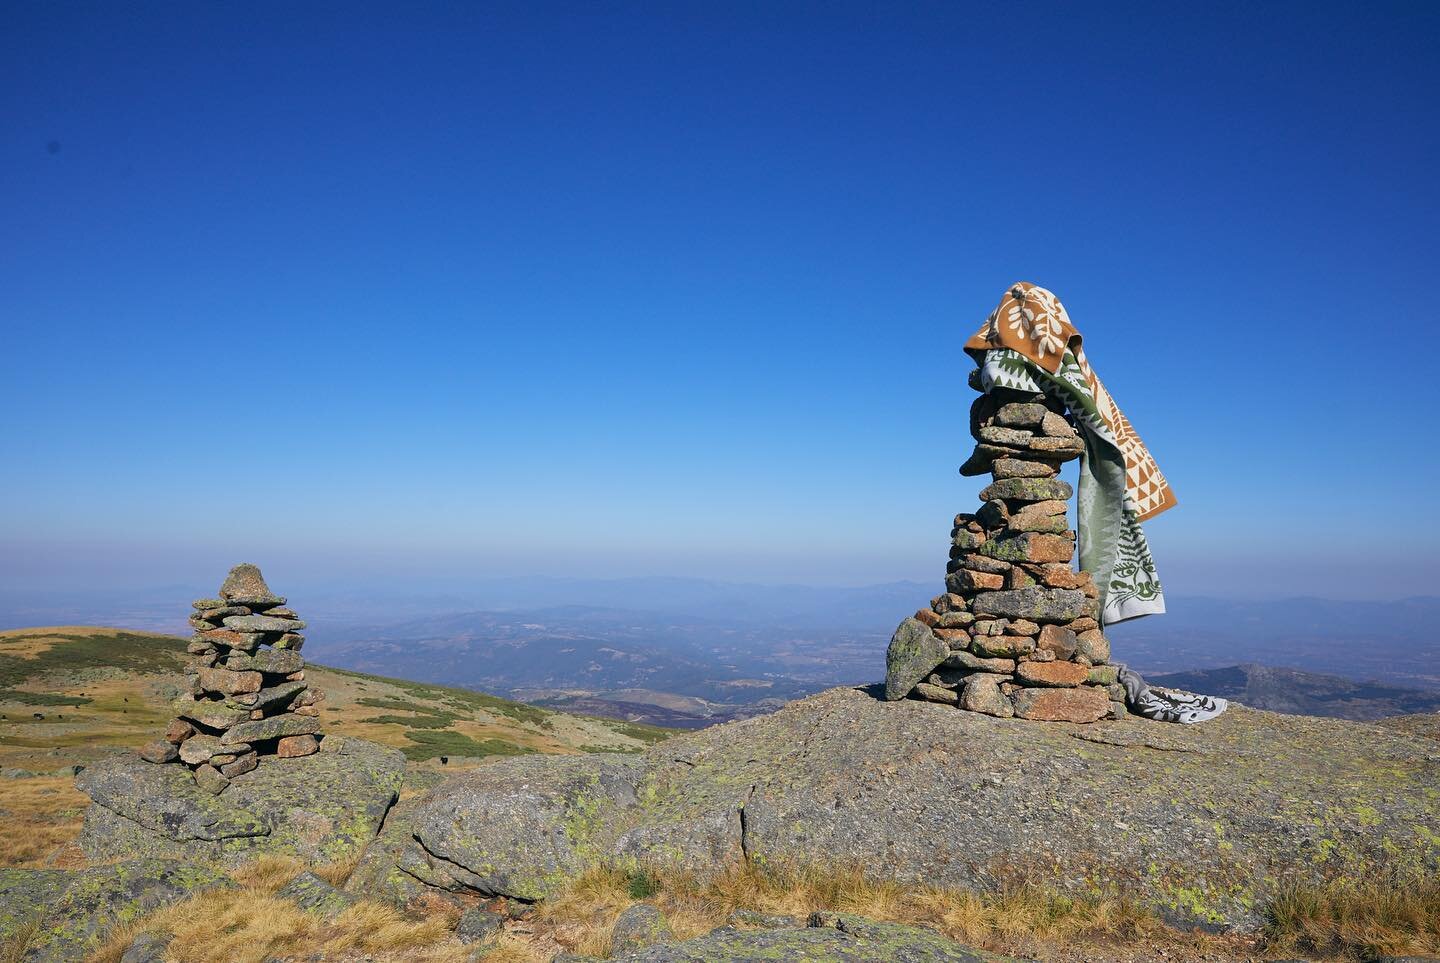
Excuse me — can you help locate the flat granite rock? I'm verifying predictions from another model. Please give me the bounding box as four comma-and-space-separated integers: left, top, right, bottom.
220, 613, 306, 633
275, 871, 357, 917
0, 860, 229, 962
348, 686, 1440, 931
373, 754, 642, 902
0, 868, 71, 945
77, 736, 403, 864
604, 912, 1016, 962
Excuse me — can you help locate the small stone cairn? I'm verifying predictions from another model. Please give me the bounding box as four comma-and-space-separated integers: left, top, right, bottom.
139, 563, 325, 793
884, 378, 1124, 724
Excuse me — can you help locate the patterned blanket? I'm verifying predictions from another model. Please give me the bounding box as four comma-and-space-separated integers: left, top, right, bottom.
964, 282, 1172, 625
1115, 663, 1229, 724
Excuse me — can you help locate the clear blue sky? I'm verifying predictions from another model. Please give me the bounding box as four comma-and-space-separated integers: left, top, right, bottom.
3, 1, 1437, 598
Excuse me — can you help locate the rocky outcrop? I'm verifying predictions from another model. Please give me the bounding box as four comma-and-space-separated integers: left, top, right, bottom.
0, 860, 228, 962
348, 686, 1440, 931
77, 735, 403, 863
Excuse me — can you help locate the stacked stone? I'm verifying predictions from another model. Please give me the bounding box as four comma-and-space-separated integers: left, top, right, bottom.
139, 563, 325, 793
884, 383, 1125, 724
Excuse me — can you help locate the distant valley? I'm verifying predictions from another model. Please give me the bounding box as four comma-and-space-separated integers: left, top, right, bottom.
2, 579, 1437, 727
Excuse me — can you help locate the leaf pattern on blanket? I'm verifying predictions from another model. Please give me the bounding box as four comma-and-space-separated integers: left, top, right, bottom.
977, 347, 1165, 625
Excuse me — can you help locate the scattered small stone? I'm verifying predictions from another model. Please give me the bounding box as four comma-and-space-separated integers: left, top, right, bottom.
935, 610, 974, 629
995, 402, 1049, 428
1037, 625, 1078, 659
932, 627, 970, 649
163, 718, 196, 744
960, 674, 1014, 717
276, 871, 357, 917
610, 903, 672, 952
912, 683, 959, 705
192, 764, 229, 795
1087, 665, 1119, 686
219, 751, 259, 778
930, 593, 967, 613
177, 735, 227, 765
119, 932, 171, 963
276, 734, 320, 758
1075, 629, 1111, 664
455, 906, 506, 944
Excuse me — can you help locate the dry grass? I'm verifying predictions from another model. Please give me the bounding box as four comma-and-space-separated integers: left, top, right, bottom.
0, 775, 88, 867
228, 854, 306, 889
1264, 874, 1440, 961
1, 921, 40, 963
470, 933, 550, 963
86, 856, 470, 963
48, 846, 1440, 962
519, 860, 1178, 960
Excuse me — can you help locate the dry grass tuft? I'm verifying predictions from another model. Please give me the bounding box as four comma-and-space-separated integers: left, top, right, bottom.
88, 887, 473, 963
472, 932, 550, 963
0, 775, 88, 867
1, 920, 40, 963
312, 854, 360, 887
69, 851, 1440, 963
228, 854, 305, 890
521, 860, 1173, 959
86, 855, 472, 963
1264, 874, 1440, 961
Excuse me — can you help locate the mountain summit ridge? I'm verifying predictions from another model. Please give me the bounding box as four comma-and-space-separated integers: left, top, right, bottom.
346, 684, 1440, 931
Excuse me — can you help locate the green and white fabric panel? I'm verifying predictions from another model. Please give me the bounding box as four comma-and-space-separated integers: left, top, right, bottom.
978, 348, 1165, 626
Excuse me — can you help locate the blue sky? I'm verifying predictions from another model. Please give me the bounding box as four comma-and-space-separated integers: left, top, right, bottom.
2, 1, 1437, 598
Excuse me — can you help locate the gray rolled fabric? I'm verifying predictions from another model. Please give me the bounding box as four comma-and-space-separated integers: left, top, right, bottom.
1114, 662, 1228, 724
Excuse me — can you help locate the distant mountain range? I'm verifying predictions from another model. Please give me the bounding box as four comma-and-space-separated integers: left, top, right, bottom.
3, 579, 1437, 727
307, 604, 877, 726
1148, 663, 1440, 721
1107, 595, 1440, 691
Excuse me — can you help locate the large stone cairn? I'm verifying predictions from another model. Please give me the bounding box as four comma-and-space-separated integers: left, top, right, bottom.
884, 378, 1124, 724
138, 563, 325, 793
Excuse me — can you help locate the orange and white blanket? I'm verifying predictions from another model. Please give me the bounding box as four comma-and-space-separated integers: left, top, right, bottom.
964, 282, 1172, 624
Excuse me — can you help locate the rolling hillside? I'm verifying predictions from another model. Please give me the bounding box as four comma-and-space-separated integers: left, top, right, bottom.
0, 626, 671, 770
0, 626, 673, 868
